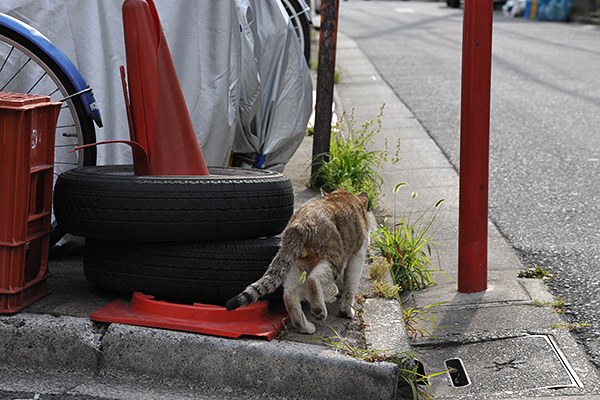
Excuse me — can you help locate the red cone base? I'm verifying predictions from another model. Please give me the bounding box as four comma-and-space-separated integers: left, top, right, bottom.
90, 292, 288, 340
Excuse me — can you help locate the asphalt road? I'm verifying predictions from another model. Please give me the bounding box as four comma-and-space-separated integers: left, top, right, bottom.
338, 0, 600, 365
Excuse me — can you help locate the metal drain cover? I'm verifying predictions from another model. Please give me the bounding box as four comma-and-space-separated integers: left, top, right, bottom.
419, 335, 582, 396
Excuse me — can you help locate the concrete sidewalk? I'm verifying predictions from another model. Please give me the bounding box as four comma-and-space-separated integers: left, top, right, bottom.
1, 31, 600, 400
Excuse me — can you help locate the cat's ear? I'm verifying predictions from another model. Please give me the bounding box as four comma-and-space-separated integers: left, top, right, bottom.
320, 188, 330, 198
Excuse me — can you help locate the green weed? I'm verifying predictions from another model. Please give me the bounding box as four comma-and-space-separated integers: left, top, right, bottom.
320, 330, 443, 400
312, 105, 399, 208
533, 296, 567, 313
372, 280, 401, 299
369, 256, 392, 282
518, 265, 550, 279
550, 322, 591, 332
371, 187, 444, 292
305, 124, 314, 137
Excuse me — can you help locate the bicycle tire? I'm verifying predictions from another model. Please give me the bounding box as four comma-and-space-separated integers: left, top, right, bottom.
280, 0, 311, 63
0, 19, 97, 246
54, 165, 294, 241
83, 237, 281, 303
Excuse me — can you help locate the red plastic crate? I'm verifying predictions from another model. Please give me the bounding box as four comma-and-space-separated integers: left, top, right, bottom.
0, 233, 51, 312
0, 92, 61, 313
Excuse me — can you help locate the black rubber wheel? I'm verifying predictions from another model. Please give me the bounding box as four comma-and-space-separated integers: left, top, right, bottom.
83, 237, 280, 303
53, 165, 294, 241
281, 0, 311, 64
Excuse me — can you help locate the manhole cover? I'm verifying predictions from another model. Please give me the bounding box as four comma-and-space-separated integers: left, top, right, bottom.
419, 335, 582, 396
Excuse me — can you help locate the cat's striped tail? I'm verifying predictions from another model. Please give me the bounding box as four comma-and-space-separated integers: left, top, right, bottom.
225, 224, 307, 311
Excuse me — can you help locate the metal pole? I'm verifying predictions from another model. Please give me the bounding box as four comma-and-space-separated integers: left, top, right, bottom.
311, 0, 339, 187
458, 0, 494, 293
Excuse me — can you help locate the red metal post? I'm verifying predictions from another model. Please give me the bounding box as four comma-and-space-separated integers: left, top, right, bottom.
458, 0, 494, 293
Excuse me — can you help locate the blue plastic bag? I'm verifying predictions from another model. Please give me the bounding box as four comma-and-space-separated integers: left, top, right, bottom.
537, 0, 572, 21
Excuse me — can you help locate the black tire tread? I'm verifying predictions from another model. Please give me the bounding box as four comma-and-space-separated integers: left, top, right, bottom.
83, 238, 280, 302
54, 165, 294, 241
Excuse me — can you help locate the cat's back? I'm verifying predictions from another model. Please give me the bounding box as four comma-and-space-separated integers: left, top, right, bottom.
288, 191, 368, 233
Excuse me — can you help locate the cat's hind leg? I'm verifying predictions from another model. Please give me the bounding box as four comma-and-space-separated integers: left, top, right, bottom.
283, 267, 315, 334
306, 260, 335, 322
338, 239, 368, 318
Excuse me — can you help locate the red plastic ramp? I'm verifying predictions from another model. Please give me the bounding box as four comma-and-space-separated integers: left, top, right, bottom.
91, 292, 288, 341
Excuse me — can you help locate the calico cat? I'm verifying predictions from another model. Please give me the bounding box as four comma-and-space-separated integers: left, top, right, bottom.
226, 189, 370, 334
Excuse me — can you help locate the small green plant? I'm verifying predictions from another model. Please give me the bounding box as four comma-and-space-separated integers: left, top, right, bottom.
533, 296, 567, 313
371, 186, 444, 292
334, 67, 342, 84
518, 265, 550, 279
401, 300, 444, 339
368, 257, 441, 337
312, 105, 399, 208
550, 322, 591, 332
369, 257, 400, 299
305, 124, 314, 137
369, 256, 392, 282
372, 280, 401, 299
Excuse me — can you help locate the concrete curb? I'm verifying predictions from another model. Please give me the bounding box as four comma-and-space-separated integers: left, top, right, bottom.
0, 312, 400, 400
102, 324, 399, 400
0, 313, 103, 373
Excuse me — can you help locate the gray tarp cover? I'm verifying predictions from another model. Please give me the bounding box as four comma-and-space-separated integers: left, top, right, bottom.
0, 0, 312, 171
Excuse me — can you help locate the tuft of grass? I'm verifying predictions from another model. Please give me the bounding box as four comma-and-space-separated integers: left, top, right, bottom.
312, 105, 399, 208
372, 280, 401, 299
369, 256, 392, 281
320, 330, 443, 400
305, 124, 314, 137
371, 190, 444, 292
368, 257, 400, 299
550, 322, 591, 332
533, 296, 567, 313
401, 300, 444, 339
518, 265, 550, 279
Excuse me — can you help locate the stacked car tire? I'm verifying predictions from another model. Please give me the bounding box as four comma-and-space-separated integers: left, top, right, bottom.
53, 165, 294, 303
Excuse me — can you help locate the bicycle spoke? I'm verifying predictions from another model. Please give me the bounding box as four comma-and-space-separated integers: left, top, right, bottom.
47, 87, 60, 97
0, 57, 32, 91
0, 45, 14, 72
27, 71, 48, 93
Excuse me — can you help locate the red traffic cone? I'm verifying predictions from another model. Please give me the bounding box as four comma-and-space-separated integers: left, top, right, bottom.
121, 0, 209, 176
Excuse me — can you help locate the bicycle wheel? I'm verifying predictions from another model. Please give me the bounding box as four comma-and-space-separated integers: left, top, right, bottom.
280, 0, 312, 63
0, 20, 97, 246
